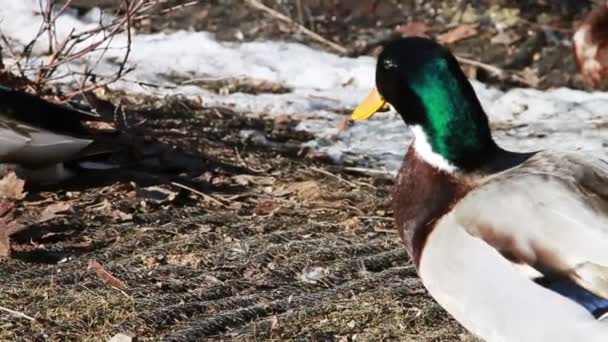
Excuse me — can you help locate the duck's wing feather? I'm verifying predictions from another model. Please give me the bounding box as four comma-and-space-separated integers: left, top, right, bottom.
454, 150, 608, 300
0, 86, 111, 167
0, 117, 93, 167
0, 121, 30, 156
536, 276, 608, 319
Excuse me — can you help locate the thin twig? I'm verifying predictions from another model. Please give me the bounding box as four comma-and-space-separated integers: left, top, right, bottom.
245, 0, 348, 55
454, 55, 504, 77
309, 166, 358, 188
455, 54, 540, 87
295, 0, 305, 25
132, 0, 198, 21
6, 0, 230, 95
8, 0, 152, 95
170, 181, 228, 208
234, 147, 266, 173
343, 167, 396, 178
0, 305, 36, 322
373, 227, 397, 234
359, 216, 393, 221
62, 0, 137, 100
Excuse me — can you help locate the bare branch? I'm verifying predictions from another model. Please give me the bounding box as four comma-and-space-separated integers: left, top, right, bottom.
245, 0, 348, 55
0, 0, 198, 98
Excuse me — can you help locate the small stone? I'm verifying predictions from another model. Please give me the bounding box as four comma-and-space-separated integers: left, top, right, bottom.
108, 333, 136, 342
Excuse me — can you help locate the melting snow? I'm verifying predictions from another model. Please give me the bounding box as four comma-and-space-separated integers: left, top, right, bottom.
2, 1, 608, 173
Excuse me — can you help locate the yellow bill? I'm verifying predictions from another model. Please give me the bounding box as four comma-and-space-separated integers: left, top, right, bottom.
352, 87, 390, 121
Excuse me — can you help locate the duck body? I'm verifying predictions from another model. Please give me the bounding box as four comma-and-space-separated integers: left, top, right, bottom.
0, 85, 115, 182
353, 37, 608, 341
409, 149, 608, 341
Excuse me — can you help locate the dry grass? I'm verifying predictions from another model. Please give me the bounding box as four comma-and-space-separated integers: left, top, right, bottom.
0, 94, 470, 340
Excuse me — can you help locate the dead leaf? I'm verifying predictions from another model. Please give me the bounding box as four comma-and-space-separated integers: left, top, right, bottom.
514, 68, 541, 87
274, 114, 290, 126
397, 22, 429, 38
489, 5, 520, 29
0, 199, 25, 257
166, 253, 205, 268
141, 254, 165, 270
339, 217, 364, 232
204, 274, 223, 284
0, 219, 23, 258
88, 259, 127, 289
269, 315, 279, 330
491, 30, 520, 46
304, 151, 331, 162
0, 200, 15, 217
232, 175, 275, 186
437, 24, 478, 44
337, 119, 354, 133
137, 185, 178, 205
0, 172, 25, 200
0, 229, 10, 257
82, 121, 116, 132
89, 199, 133, 222
115, 210, 133, 222
39, 201, 72, 223
273, 114, 295, 132
254, 199, 283, 216
287, 180, 322, 201
243, 267, 257, 280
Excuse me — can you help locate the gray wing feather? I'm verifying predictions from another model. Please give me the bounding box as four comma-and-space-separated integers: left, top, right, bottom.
0, 124, 30, 156
0, 121, 92, 167
454, 150, 608, 298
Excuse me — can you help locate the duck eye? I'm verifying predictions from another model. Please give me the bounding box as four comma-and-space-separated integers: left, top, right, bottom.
383, 59, 397, 70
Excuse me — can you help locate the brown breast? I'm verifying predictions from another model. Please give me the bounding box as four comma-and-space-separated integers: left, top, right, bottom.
393, 146, 472, 268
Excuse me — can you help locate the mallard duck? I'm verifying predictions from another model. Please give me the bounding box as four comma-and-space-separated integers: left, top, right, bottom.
573, 1, 608, 86
0, 85, 116, 183
352, 37, 608, 341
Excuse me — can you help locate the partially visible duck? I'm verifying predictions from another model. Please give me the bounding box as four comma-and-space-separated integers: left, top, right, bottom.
573, 1, 608, 86
353, 37, 608, 341
0, 85, 116, 183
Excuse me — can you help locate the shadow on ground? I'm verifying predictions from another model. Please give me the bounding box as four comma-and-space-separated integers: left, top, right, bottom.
0, 91, 471, 341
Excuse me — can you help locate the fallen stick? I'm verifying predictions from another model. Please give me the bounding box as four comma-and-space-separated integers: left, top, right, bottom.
0, 305, 36, 322
454, 55, 505, 78
309, 166, 358, 188
245, 0, 348, 55
342, 167, 396, 178
170, 181, 228, 208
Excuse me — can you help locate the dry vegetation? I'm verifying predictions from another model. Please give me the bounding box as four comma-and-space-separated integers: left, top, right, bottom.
0, 96, 471, 341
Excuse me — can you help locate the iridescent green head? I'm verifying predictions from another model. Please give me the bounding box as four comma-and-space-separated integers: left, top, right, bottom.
353, 38, 498, 170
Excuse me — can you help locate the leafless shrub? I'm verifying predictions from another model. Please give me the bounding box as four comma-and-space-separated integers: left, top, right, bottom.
0, 0, 195, 100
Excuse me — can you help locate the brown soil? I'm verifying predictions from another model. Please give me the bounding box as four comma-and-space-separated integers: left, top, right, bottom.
0, 93, 471, 341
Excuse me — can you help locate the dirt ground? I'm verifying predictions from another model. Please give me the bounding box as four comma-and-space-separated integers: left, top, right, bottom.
0, 94, 469, 341
132, 0, 598, 90
0, 1, 598, 341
